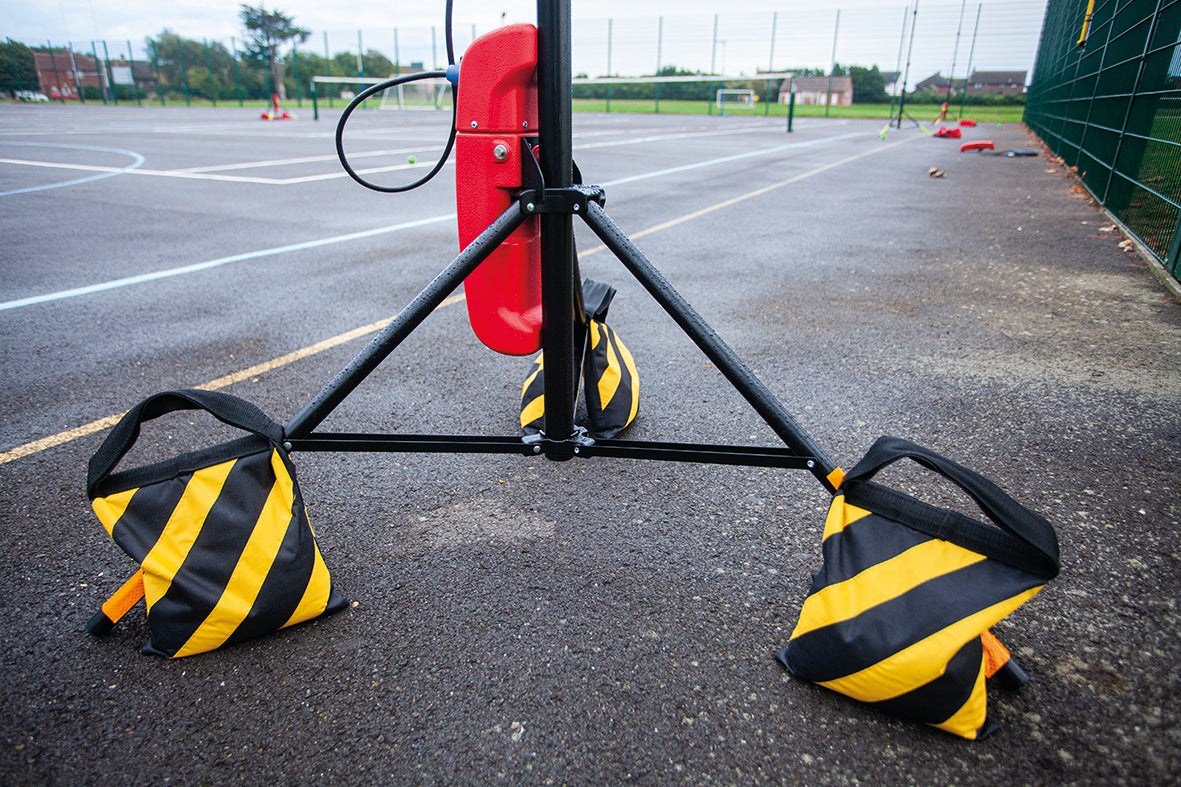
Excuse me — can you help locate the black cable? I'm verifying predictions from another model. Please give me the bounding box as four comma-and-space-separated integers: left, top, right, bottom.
334, 71, 456, 193
334, 0, 459, 193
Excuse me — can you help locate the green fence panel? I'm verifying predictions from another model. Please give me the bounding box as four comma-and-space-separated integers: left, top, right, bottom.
1025, 0, 1181, 280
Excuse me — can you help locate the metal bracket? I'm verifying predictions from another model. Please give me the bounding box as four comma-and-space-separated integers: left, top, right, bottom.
516, 136, 603, 216
519, 185, 605, 216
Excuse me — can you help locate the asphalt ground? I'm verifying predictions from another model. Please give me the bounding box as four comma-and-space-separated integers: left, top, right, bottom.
1, 103, 1179, 785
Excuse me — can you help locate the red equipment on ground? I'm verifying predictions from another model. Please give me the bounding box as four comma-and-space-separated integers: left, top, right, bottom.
961, 140, 996, 152
934, 125, 963, 139
454, 24, 543, 356
261, 93, 293, 120
959, 119, 978, 127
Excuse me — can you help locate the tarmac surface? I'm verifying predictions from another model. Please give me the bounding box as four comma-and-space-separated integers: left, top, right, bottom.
1, 104, 1178, 785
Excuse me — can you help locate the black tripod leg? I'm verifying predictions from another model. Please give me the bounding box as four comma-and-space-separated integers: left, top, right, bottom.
286, 204, 528, 439
581, 201, 840, 489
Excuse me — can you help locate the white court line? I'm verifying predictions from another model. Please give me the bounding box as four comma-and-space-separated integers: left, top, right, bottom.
0, 121, 843, 186
0, 214, 456, 312
0, 127, 878, 311
0, 142, 145, 196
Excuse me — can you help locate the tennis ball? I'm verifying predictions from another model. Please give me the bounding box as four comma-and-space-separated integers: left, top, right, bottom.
407, 155, 417, 164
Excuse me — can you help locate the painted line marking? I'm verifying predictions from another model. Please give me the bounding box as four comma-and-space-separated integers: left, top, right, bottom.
0, 293, 467, 466
0, 213, 456, 312
1, 128, 889, 312
0, 122, 842, 186
1, 131, 920, 464
0, 142, 144, 196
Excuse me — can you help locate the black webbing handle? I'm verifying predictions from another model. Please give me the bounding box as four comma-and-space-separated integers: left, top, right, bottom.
841, 436, 1060, 579
87, 390, 283, 499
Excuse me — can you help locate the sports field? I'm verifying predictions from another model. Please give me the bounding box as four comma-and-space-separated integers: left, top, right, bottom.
1, 104, 1178, 784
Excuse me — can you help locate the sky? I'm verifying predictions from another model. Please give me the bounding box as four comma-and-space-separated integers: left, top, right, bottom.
6, 1, 1049, 86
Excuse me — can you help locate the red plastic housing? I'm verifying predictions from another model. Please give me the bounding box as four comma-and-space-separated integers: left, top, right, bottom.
455, 24, 542, 356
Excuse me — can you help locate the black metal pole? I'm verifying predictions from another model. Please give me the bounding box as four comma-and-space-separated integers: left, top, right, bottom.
536, 0, 584, 444
286, 204, 527, 438
582, 201, 839, 489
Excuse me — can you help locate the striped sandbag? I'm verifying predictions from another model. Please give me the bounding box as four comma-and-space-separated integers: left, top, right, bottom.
520, 319, 639, 439
87, 390, 346, 658
778, 437, 1059, 739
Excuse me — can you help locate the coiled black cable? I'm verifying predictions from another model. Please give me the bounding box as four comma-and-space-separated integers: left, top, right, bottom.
334, 0, 458, 193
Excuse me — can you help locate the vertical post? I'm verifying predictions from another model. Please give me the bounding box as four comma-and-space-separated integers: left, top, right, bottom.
898, 2, 919, 128
431, 26, 438, 70
312, 77, 318, 120
605, 18, 612, 113
292, 46, 302, 106
68, 43, 85, 102
394, 28, 400, 74
102, 40, 118, 105
204, 39, 216, 106
127, 41, 141, 105
889, 6, 909, 122
711, 14, 719, 74
768, 11, 777, 76
357, 30, 364, 77
654, 16, 663, 114
536, 0, 581, 443
826, 10, 839, 117
958, 4, 981, 119
232, 36, 244, 106
787, 78, 795, 132
946, 0, 967, 102
152, 46, 164, 105
91, 42, 106, 104
47, 42, 63, 101
177, 39, 191, 106
324, 31, 334, 107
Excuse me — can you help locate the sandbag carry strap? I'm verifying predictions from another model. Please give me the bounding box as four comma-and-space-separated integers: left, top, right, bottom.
87, 389, 284, 499
841, 436, 1059, 580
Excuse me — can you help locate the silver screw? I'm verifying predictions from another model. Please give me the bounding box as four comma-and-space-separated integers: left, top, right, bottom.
493, 143, 508, 161
573, 203, 581, 212
806, 460, 815, 468
574, 447, 581, 455
470, 120, 478, 129
525, 202, 535, 212
533, 445, 541, 454
522, 121, 529, 128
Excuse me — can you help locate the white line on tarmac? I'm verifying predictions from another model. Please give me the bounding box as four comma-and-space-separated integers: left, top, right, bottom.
0, 214, 456, 312
0, 127, 888, 311
0, 142, 145, 196
0, 132, 919, 464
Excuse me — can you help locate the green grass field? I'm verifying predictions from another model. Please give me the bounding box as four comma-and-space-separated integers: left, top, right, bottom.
571, 99, 1026, 124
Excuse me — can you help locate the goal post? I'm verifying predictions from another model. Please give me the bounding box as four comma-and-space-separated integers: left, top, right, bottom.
716, 88, 756, 114
310, 75, 453, 120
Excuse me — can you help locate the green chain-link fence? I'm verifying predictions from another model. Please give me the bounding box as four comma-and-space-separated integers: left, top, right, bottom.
1025, 0, 1181, 281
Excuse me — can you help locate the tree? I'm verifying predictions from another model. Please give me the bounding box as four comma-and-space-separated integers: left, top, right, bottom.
146, 31, 244, 101
849, 65, 889, 104
239, 4, 309, 100
1, 40, 37, 96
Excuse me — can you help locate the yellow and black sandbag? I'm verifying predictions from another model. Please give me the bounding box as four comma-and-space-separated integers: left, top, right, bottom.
778, 436, 1059, 739
86, 390, 346, 658
521, 279, 639, 439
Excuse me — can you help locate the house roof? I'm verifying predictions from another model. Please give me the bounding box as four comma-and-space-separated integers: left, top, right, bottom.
880, 71, 901, 83
785, 76, 853, 93
35, 51, 97, 71
914, 73, 951, 89
968, 70, 1027, 85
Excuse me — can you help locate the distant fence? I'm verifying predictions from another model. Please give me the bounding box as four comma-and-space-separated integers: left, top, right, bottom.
4, 2, 1044, 107
1024, 0, 1181, 282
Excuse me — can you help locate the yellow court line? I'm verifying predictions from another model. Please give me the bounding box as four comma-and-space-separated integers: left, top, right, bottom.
1, 133, 917, 466
0, 294, 465, 466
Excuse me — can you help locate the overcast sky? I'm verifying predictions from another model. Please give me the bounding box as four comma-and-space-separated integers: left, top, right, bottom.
7, 1, 1049, 85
